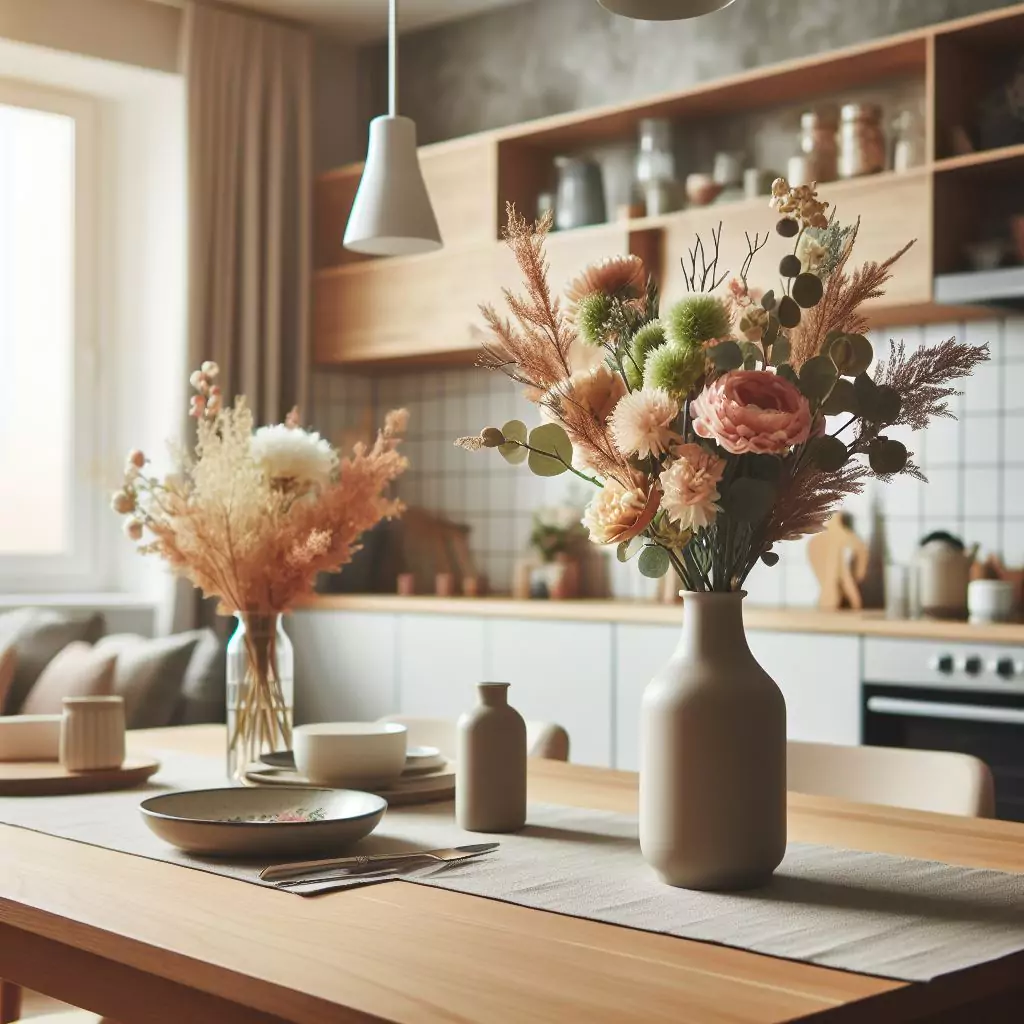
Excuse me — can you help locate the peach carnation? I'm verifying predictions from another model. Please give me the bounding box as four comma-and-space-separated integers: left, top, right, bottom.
582, 480, 659, 546
565, 254, 645, 314
659, 444, 726, 531
692, 370, 811, 455
545, 364, 626, 426
608, 387, 680, 459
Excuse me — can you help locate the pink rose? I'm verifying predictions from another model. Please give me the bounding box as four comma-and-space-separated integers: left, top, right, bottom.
691, 370, 811, 455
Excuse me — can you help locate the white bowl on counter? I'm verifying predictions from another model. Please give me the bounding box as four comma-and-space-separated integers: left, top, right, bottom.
0, 715, 62, 762
294, 722, 408, 787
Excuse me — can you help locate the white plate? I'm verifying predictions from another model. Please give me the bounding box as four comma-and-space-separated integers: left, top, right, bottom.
245, 763, 455, 806
140, 787, 386, 857
403, 746, 446, 774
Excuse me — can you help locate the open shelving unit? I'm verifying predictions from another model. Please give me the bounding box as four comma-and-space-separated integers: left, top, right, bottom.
313, 2, 1024, 368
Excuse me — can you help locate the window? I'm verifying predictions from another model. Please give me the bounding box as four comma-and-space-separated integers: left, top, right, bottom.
0, 81, 100, 590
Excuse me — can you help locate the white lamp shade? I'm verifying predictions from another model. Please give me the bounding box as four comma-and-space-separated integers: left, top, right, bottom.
597, 0, 735, 19
343, 115, 442, 256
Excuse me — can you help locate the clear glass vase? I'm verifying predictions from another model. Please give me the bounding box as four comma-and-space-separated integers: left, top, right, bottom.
225, 612, 294, 782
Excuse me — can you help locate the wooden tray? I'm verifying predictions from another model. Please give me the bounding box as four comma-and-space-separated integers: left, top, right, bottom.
0, 756, 161, 797
244, 763, 455, 806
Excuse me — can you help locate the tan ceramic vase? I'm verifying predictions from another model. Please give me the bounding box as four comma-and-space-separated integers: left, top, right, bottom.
639, 592, 786, 890
60, 695, 126, 772
456, 682, 527, 833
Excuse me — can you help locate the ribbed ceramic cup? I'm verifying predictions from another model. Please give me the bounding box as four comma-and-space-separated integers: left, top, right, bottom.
60, 695, 126, 772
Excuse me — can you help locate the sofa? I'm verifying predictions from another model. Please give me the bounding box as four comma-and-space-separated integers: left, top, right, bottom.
0, 608, 225, 728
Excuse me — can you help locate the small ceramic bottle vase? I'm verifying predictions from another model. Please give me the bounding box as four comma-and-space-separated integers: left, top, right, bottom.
456, 682, 527, 833
639, 592, 786, 890
60, 695, 126, 772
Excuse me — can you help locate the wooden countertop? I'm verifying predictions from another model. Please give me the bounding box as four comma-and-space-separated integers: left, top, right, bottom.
298, 595, 1024, 644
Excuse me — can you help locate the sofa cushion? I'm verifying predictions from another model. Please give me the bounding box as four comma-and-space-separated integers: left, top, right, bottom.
0, 609, 105, 714
21, 641, 117, 714
95, 632, 202, 729
0, 643, 16, 711
174, 628, 227, 725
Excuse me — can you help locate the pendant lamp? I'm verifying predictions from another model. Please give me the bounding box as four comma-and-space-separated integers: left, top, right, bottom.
343, 0, 442, 255
597, 0, 735, 19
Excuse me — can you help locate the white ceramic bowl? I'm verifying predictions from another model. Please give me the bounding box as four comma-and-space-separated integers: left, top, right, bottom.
140, 786, 387, 857
294, 722, 407, 787
0, 715, 62, 762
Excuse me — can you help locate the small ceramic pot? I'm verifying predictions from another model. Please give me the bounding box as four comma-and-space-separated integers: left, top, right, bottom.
60, 696, 126, 772
968, 579, 1015, 623
685, 173, 723, 207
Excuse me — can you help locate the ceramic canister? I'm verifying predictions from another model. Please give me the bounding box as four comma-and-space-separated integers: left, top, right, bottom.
60, 695, 126, 772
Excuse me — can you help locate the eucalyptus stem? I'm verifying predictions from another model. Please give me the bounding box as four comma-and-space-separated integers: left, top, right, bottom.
509, 440, 602, 487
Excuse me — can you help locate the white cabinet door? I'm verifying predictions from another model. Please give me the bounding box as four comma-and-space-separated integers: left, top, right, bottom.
746, 631, 861, 746
614, 624, 679, 771
396, 615, 486, 721
287, 611, 397, 725
484, 619, 613, 767
615, 625, 862, 770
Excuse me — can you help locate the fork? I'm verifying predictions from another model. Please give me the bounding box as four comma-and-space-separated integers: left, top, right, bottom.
274, 850, 491, 888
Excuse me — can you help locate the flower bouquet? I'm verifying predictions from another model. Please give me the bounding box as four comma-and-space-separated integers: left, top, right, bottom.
114, 363, 408, 778
458, 181, 988, 889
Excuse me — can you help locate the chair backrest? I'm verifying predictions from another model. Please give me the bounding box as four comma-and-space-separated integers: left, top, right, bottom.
787, 740, 995, 818
379, 715, 570, 762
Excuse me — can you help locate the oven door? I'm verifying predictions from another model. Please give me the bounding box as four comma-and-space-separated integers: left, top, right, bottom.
863, 683, 1024, 822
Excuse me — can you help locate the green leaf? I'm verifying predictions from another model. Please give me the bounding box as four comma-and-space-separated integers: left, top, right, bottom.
617, 536, 644, 563
720, 477, 778, 523
739, 341, 762, 370
810, 434, 849, 471
870, 384, 902, 425
707, 340, 743, 372
799, 354, 838, 401
869, 438, 909, 475
776, 363, 799, 387
762, 315, 781, 348
821, 377, 859, 416
770, 337, 791, 366
746, 454, 783, 482
527, 422, 572, 477
853, 373, 879, 419
638, 545, 671, 579
498, 420, 528, 465
761, 550, 780, 567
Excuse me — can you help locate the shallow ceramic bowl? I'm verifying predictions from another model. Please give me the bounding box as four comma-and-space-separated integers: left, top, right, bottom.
140, 787, 386, 857
685, 173, 724, 207
294, 722, 407, 787
0, 715, 62, 762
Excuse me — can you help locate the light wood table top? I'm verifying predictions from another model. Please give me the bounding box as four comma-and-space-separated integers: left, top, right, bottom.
1, 725, 1022, 1024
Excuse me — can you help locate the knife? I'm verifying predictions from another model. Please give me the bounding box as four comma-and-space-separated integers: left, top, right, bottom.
260, 842, 498, 882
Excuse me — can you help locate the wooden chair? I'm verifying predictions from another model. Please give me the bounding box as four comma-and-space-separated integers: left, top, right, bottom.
378, 715, 570, 762
787, 740, 995, 817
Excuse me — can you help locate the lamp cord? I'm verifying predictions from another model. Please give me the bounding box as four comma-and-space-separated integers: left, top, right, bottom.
388, 0, 397, 117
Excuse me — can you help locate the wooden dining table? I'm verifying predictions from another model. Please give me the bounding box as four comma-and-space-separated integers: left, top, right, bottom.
1, 724, 1022, 1024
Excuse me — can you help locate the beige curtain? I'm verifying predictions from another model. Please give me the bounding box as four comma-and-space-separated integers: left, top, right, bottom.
182, 0, 312, 425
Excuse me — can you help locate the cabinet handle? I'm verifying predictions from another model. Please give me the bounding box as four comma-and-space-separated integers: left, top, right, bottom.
866, 696, 1024, 726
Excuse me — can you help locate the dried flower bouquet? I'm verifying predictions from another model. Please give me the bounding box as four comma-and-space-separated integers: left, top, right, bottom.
458, 182, 988, 592
113, 363, 408, 774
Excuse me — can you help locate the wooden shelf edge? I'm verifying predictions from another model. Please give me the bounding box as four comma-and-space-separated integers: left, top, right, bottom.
933, 142, 1024, 174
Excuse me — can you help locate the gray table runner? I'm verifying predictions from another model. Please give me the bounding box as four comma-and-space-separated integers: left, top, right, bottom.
2, 749, 1023, 983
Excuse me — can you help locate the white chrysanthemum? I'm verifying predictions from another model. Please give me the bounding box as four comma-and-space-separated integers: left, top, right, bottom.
251, 425, 337, 488
608, 387, 681, 459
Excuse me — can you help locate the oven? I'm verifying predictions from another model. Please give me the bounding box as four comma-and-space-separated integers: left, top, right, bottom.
862, 638, 1024, 822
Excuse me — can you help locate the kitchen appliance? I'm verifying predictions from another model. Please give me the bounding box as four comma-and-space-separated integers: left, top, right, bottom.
913, 532, 975, 619
863, 637, 1024, 821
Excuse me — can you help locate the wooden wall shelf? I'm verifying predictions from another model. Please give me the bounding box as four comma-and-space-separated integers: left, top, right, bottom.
313, 2, 1024, 368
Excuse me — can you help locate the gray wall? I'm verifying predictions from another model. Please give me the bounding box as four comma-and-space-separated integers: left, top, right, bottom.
360, 0, 1018, 145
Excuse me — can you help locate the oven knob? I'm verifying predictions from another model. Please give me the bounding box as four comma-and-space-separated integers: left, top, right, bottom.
930, 653, 955, 674
959, 655, 984, 676
992, 657, 1017, 679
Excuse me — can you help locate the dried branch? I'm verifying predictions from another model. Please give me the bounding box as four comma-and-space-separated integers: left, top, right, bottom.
874, 337, 991, 431
789, 226, 915, 368
681, 222, 730, 293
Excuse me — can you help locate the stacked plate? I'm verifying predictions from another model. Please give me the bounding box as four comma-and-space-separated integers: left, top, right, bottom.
246, 744, 455, 806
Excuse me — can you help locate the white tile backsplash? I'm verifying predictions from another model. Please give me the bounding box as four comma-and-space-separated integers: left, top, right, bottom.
311, 316, 1018, 606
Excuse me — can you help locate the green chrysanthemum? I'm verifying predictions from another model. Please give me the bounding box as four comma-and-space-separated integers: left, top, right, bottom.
575, 292, 613, 346
643, 342, 705, 398
664, 293, 731, 348
625, 320, 666, 389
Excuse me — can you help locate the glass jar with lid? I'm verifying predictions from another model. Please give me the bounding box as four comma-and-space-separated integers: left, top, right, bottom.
838, 103, 886, 179
797, 109, 838, 183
